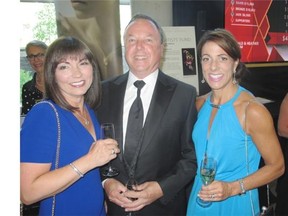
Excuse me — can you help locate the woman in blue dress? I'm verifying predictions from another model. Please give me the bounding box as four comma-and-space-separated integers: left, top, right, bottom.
187, 29, 284, 215
20, 36, 120, 215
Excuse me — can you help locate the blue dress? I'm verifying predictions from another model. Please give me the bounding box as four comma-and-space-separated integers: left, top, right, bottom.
187, 86, 261, 216
21, 100, 106, 216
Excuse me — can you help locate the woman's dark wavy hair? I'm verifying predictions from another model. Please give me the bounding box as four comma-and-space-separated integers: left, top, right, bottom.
197, 28, 248, 83
44, 36, 101, 111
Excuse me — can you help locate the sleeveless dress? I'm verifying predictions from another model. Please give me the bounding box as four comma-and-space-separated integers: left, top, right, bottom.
21, 100, 106, 216
187, 86, 261, 216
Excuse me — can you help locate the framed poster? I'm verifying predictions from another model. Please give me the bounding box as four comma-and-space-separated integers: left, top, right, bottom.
161, 26, 199, 93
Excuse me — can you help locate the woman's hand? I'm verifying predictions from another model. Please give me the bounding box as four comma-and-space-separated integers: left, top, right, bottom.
87, 139, 120, 168
198, 180, 233, 201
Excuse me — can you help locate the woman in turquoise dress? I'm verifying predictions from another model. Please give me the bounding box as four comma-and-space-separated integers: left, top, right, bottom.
20, 36, 120, 215
187, 29, 284, 215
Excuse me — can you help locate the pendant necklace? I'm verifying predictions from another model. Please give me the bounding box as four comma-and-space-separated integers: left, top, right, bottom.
74, 108, 90, 126
209, 93, 221, 109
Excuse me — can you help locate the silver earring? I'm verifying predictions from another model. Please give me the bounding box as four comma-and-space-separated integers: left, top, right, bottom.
201, 78, 205, 83
232, 71, 237, 84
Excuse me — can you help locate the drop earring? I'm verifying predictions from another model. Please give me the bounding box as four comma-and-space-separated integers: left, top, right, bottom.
201, 76, 205, 83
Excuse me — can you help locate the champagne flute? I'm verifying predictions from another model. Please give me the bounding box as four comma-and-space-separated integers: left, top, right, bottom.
101, 123, 120, 177
196, 157, 217, 207
125, 176, 139, 216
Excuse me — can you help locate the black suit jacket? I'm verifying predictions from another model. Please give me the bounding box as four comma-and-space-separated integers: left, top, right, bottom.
96, 71, 197, 216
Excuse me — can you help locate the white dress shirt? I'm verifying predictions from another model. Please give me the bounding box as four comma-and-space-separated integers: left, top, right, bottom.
122, 70, 158, 150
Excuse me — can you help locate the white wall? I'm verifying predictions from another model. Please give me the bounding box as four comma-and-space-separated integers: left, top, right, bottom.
130, 0, 173, 26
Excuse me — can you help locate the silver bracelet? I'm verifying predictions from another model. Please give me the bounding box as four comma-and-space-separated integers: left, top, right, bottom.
238, 178, 246, 195
69, 163, 84, 178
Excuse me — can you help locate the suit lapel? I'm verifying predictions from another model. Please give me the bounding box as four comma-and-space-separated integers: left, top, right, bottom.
107, 74, 128, 161
140, 71, 176, 154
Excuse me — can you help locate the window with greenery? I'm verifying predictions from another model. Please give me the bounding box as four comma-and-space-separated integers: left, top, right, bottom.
20, 1, 57, 103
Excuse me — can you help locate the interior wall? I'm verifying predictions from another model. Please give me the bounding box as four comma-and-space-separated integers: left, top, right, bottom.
130, 0, 173, 26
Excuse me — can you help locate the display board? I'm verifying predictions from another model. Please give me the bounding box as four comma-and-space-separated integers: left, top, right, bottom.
160, 26, 199, 93
225, 0, 288, 63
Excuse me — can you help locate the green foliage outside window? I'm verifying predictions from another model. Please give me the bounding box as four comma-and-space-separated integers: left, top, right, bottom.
33, 3, 57, 45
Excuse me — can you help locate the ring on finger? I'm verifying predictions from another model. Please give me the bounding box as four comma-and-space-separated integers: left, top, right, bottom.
210, 194, 215, 199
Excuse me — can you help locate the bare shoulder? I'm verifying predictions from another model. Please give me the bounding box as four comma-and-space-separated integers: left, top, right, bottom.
238, 91, 273, 133
236, 90, 259, 107
196, 93, 209, 111
246, 97, 269, 118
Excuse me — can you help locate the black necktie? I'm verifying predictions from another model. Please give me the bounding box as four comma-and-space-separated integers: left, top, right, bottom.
124, 80, 146, 165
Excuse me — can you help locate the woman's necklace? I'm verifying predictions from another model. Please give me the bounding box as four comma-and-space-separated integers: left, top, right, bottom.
74, 108, 90, 126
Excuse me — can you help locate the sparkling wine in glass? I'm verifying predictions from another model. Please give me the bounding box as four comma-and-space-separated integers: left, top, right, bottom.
101, 123, 120, 177
196, 157, 217, 207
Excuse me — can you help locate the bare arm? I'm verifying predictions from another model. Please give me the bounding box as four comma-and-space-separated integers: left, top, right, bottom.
278, 93, 288, 138
21, 139, 120, 205
199, 100, 284, 201
232, 101, 284, 194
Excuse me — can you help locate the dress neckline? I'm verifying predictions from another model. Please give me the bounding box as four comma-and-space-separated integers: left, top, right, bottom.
203, 86, 243, 158
207, 86, 243, 109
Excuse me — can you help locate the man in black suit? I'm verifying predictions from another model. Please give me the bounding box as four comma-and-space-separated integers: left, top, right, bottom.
96, 14, 197, 216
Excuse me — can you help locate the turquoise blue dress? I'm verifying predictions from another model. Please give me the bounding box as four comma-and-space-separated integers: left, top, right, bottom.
21, 100, 106, 216
187, 86, 261, 216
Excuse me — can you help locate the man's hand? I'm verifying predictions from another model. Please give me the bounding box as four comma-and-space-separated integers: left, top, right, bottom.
104, 178, 130, 207
122, 181, 164, 212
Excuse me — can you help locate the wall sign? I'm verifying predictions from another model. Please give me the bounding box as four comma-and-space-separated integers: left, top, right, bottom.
161, 26, 199, 93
